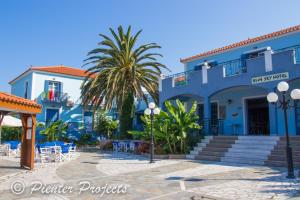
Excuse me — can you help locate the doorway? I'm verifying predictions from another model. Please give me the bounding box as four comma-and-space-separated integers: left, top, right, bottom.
246, 97, 270, 135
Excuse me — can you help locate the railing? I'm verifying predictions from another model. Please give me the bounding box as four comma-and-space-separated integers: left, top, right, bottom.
223, 59, 247, 77
164, 44, 300, 87
199, 118, 224, 135
274, 44, 300, 64
171, 71, 192, 87
41, 91, 68, 103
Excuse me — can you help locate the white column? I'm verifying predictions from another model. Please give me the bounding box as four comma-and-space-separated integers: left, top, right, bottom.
159, 74, 165, 92
264, 48, 273, 72
202, 65, 208, 84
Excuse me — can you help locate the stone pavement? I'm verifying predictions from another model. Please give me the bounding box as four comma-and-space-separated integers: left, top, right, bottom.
0, 152, 299, 200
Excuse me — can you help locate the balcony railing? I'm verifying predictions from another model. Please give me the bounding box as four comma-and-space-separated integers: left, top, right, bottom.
164, 44, 300, 87
41, 91, 68, 103
170, 71, 193, 87
199, 118, 224, 135
223, 59, 247, 77
274, 44, 300, 64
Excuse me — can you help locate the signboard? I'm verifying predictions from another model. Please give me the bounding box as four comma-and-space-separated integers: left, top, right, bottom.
252, 72, 289, 84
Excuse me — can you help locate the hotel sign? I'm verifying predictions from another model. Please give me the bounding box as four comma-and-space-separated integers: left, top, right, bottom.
252, 72, 289, 84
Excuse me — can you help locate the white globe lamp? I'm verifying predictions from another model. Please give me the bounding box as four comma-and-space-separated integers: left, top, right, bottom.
144, 108, 151, 115
291, 89, 300, 100
148, 102, 156, 109
153, 107, 160, 115
267, 92, 279, 103
277, 81, 289, 92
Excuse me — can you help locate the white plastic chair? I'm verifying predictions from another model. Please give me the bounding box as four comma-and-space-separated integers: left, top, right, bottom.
40, 147, 52, 163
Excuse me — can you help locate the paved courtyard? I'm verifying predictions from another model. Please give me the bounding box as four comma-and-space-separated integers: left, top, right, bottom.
0, 152, 299, 200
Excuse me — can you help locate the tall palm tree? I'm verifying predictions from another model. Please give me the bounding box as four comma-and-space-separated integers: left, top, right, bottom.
81, 26, 168, 137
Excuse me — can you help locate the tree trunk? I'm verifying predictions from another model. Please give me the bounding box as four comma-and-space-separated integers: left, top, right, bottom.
119, 93, 134, 139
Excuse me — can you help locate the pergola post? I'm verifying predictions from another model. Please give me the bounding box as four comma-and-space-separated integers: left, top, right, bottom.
20, 114, 37, 170
0, 112, 4, 144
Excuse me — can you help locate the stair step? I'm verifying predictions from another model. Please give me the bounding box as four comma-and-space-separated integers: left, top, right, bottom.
265, 160, 300, 167
221, 158, 265, 165
194, 155, 221, 161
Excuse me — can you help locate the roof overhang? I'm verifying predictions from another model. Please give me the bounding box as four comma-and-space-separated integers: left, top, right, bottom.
180, 24, 300, 63
0, 92, 42, 114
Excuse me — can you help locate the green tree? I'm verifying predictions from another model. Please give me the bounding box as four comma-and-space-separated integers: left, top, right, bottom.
39, 120, 68, 141
165, 100, 201, 153
81, 26, 168, 138
94, 110, 119, 139
129, 100, 201, 154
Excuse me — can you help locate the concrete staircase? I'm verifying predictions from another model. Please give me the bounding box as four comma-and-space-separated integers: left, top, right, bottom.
186, 136, 213, 159
187, 136, 285, 166
265, 136, 300, 168
187, 136, 237, 161
221, 136, 279, 165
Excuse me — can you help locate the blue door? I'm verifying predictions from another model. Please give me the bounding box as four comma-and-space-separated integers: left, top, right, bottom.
46, 108, 59, 124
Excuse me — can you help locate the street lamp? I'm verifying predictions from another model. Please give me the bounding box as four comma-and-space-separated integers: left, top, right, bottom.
144, 102, 160, 163
267, 81, 300, 179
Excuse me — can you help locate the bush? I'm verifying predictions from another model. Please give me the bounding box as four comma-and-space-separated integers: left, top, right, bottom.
1, 127, 21, 141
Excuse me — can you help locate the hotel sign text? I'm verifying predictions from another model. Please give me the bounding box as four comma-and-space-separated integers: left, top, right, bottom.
251, 72, 289, 84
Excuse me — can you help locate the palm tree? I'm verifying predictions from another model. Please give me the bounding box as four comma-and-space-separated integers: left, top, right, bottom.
81, 26, 168, 137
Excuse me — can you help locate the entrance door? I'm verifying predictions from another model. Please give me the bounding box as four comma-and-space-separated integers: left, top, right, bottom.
246, 98, 270, 135
295, 101, 300, 135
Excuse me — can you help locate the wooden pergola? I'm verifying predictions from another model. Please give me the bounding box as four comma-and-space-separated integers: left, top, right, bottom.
0, 92, 41, 170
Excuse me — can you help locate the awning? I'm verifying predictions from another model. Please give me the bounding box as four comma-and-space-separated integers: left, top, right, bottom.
1, 116, 22, 127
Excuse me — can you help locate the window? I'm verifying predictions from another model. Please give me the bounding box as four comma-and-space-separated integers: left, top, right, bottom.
24, 81, 29, 99
84, 111, 93, 133
45, 108, 59, 124
45, 81, 61, 101
296, 47, 300, 64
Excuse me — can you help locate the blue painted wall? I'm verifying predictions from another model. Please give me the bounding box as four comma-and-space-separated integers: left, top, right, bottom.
160, 32, 300, 136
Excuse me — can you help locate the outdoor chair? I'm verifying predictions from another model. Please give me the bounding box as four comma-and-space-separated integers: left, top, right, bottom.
112, 141, 120, 152
39, 147, 52, 163
4, 141, 21, 157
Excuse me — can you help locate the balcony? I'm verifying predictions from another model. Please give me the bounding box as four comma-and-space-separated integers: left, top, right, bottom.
161, 44, 300, 102
223, 59, 247, 77
41, 91, 68, 104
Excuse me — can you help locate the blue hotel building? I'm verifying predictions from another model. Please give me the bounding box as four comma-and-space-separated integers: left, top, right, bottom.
160, 25, 300, 137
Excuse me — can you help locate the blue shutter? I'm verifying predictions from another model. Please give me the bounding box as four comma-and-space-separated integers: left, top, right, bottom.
44, 80, 49, 99
59, 82, 63, 94
44, 80, 49, 92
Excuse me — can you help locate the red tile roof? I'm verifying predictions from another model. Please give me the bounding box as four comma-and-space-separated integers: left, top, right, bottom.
180, 24, 300, 63
9, 65, 95, 84
0, 92, 41, 109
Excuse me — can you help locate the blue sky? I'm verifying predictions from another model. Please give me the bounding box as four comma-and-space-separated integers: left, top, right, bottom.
1, 0, 300, 92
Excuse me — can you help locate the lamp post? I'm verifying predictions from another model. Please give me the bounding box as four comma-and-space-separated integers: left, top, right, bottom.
267, 81, 300, 179
144, 102, 160, 163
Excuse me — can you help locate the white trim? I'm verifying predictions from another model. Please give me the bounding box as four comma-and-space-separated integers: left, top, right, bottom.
9, 69, 87, 85
242, 95, 267, 135
31, 72, 36, 100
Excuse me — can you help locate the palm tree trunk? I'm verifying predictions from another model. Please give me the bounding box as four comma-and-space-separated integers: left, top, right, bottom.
119, 93, 134, 138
